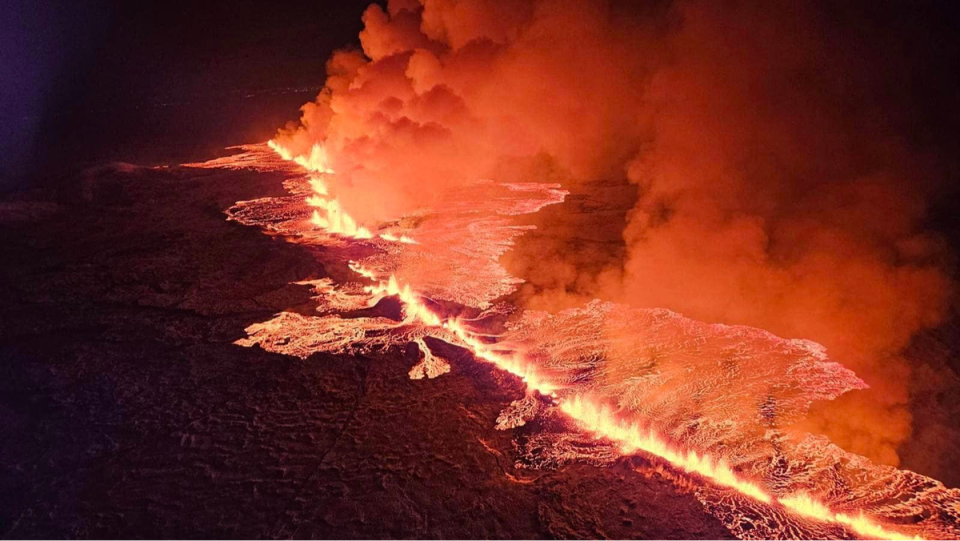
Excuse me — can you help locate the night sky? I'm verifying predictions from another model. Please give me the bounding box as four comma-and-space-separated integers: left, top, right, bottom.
1, 0, 376, 182
3, 1, 958, 186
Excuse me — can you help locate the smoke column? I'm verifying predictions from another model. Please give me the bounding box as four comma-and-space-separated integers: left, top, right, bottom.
270, 0, 957, 469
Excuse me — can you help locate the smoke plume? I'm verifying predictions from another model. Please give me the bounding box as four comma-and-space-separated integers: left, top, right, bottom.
272, 0, 956, 467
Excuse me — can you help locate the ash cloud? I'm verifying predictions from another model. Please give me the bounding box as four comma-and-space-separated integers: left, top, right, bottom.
274, 0, 957, 467
613, 2, 956, 466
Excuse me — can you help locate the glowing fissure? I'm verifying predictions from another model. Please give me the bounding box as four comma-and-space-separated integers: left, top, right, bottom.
267, 139, 927, 541
270, 140, 417, 244
189, 142, 959, 540
350, 264, 921, 541
560, 398, 921, 541
357, 270, 554, 394
778, 495, 919, 541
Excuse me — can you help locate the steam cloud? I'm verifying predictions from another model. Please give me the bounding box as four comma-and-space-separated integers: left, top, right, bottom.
272, 0, 955, 468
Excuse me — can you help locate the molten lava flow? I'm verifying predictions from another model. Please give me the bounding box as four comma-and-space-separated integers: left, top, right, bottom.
379, 232, 417, 244
348, 261, 378, 281
359, 270, 550, 392
349, 265, 921, 541
268, 139, 424, 243
563, 397, 923, 540
778, 495, 920, 541
187, 143, 959, 540
309, 201, 373, 239
267, 140, 334, 174
409, 337, 451, 380
360, 275, 927, 540
271, 141, 373, 240
560, 395, 772, 503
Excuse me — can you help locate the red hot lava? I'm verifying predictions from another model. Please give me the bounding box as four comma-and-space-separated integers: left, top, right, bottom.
185, 0, 960, 539
187, 142, 958, 540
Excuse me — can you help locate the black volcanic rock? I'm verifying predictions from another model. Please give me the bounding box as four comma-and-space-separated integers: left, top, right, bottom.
0, 164, 733, 539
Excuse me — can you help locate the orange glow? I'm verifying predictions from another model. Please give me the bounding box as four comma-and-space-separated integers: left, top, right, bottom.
379, 231, 417, 244
307, 175, 328, 195
268, 140, 420, 245
346, 260, 555, 395
409, 337, 451, 379
560, 395, 771, 503
268, 139, 374, 240
267, 140, 335, 174
265, 139, 294, 161
780, 494, 921, 541
308, 200, 373, 239
347, 261, 377, 281
345, 262, 920, 541
443, 317, 556, 396
206, 143, 937, 541
562, 398, 924, 540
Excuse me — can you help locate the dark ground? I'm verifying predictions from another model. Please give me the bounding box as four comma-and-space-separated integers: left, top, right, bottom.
3, 0, 959, 537
0, 163, 734, 538
3, 2, 735, 536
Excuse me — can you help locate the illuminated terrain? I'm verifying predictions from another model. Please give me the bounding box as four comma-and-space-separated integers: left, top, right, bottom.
5, 1, 959, 539
186, 143, 960, 540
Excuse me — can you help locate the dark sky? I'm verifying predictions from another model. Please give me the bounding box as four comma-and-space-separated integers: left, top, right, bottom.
1, 0, 376, 182
1, 0, 957, 187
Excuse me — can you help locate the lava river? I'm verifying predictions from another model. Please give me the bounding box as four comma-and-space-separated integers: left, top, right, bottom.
185, 143, 960, 540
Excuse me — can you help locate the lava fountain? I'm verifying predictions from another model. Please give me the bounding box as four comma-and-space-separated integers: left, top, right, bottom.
177, 1, 959, 538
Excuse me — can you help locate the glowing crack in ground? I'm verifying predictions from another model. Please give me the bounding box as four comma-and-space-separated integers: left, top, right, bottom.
185, 143, 960, 540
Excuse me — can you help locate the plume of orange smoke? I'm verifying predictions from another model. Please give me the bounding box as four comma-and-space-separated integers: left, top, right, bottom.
612, 2, 954, 467
271, 0, 956, 471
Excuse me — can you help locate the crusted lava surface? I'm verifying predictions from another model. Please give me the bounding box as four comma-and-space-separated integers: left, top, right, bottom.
0, 164, 733, 539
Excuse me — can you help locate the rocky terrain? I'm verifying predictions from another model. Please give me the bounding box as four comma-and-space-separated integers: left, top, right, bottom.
0, 163, 734, 538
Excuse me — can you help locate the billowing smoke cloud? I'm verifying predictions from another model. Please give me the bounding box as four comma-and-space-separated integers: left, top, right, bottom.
273, 0, 955, 467
273, 0, 653, 222
613, 2, 954, 466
